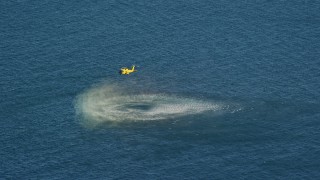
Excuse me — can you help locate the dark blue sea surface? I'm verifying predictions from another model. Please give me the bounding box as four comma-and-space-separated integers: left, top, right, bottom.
1, 1, 320, 179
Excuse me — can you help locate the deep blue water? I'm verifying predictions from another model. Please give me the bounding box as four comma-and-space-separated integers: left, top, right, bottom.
1, 1, 320, 179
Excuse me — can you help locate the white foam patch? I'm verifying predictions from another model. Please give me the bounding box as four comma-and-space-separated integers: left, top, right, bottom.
75, 84, 223, 123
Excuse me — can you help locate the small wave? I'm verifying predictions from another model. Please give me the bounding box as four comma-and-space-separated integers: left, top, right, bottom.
75, 83, 227, 124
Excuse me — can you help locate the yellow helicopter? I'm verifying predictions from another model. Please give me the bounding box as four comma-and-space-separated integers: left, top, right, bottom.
119, 65, 137, 75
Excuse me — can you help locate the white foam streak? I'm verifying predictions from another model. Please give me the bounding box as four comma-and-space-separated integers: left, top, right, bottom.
75, 84, 221, 123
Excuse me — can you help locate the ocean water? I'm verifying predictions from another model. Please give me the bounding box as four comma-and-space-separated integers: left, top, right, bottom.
1, 0, 320, 179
